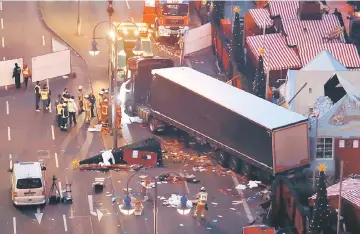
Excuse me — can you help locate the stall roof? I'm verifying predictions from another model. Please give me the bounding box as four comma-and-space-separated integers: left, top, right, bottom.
269, 0, 299, 19
282, 14, 344, 46
246, 33, 301, 71
310, 177, 360, 208
249, 9, 273, 29
298, 44, 360, 68
152, 67, 308, 130
300, 50, 347, 72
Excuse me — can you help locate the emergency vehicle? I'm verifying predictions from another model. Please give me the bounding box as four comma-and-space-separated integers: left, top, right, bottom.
114, 22, 149, 42
143, 0, 190, 41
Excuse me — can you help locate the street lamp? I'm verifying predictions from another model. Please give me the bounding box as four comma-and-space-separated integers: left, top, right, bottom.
132, 38, 143, 56
119, 195, 135, 215
124, 171, 191, 234
89, 40, 99, 56
90, 20, 139, 149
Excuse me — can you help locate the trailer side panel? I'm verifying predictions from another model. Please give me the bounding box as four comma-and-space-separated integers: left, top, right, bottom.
272, 122, 310, 174
150, 75, 273, 168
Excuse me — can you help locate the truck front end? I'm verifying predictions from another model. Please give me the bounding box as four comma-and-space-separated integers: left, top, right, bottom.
157, 0, 190, 38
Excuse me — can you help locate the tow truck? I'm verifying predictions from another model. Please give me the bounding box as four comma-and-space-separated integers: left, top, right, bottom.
143, 0, 190, 41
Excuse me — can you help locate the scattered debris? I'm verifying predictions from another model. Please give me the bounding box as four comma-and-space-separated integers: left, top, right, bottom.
235, 184, 247, 190
248, 181, 261, 188
88, 124, 102, 132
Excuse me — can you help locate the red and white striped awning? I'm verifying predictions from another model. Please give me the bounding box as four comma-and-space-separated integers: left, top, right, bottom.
246, 33, 301, 71
298, 43, 360, 68
342, 188, 360, 207
282, 14, 345, 46
249, 9, 273, 29
310, 178, 360, 201
269, 0, 299, 20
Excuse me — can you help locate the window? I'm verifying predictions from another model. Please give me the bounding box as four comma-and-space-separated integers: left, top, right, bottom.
316, 138, 333, 159
354, 140, 359, 148
16, 178, 42, 189
339, 140, 345, 148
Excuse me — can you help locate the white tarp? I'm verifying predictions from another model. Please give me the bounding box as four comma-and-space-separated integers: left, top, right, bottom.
0, 58, 23, 87
52, 38, 68, 53
183, 23, 212, 56
31, 49, 71, 82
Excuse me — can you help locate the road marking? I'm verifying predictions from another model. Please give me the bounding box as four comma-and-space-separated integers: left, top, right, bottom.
184, 181, 190, 194
7, 126, 11, 141
55, 152, 59, 168
6, 101, 9, 114
88, 195, 97, 216
58, 182, 63, 198
0, 2, 2, 11
34, 207, 43, 224
3, 56, 5, 61
1, 18, 3, 29
9, 154, 12, 169
131, 17, 134, 23
63, 215, 68, 231
231, 174, 254, 223
13, 217, 16, 234
5, 85, 7, 90
42, 36, 45, 46
51, 125, 55, 140
2, 37, 4, 47
125, 0, 130, 9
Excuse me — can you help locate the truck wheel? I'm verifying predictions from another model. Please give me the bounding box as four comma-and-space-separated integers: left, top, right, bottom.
229, 157, 241, 173
242, 162, 254, 179
216, 150, 229, 168
149, 118, 157, 133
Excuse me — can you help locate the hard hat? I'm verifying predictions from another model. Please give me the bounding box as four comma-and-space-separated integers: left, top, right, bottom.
99, 91, 104, 95
62, 103, 67, 107
101, 88, 105, 92
104, 90, 109, 94
78, 86, 83, 90
200, 187, 205, 191
84, 95, 89, 98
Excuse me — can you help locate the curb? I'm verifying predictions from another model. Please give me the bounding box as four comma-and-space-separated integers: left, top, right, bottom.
37, 2, 104, 144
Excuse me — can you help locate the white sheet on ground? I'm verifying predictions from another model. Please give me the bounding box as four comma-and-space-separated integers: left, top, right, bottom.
99, 150, 115, 166
0, 58, 23, 87
31, 49, 71, 82
52, 38, 68, 52
183, 23, 212, 56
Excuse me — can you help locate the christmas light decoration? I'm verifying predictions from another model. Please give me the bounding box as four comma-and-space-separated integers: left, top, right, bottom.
232, 7, 245, 73
309, 164, 332, 234
252, 54, 266, 99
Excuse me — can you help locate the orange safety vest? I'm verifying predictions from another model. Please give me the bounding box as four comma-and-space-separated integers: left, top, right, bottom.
101, 104, 108, 115
116, 106, 121, 115
23, 67, 30, 78
84, 100, 90, 111
78, 91, 83, 102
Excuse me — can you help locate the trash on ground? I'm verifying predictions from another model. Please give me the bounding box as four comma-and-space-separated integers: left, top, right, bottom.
248, 181, 261, 188
235, 184, 247, 190
88, 124, 102, 132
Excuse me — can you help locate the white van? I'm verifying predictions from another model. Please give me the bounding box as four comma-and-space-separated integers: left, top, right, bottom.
10, 162, 46, 206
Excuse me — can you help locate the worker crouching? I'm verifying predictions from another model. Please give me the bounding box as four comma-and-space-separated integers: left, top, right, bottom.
193, 187, 208, 219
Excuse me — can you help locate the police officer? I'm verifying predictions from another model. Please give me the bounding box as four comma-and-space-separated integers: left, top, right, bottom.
193, 187, 208, 219
34, 81, 41, 112
55, 95, 64, 127
84, 95, 91, 124
41, 84, 50, 110
60, 103, 69, 131
89, 93, 96, 118
12, 63, 21, 89
78, 86, 84, 114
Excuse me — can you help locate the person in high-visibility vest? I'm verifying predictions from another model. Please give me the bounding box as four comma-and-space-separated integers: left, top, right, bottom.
116, 105, 122, 129
84, 95, 91, 124
34, 81, 41, 112
41, 84, 50, 111
63, 94, 70, 104
62, 88, 68, 97
60, 103, 69, 131
101, 99, 109, 125
98, 90, 104, 109
22, 64, 31, 89
193, 187, 208, 219
103, 89, 110, 100
78, 86, 84, 114
56, 99, 64, 128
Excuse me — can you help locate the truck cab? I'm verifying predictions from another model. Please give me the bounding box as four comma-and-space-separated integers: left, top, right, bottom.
143, 0, 190, 40
122, 56, 174, 116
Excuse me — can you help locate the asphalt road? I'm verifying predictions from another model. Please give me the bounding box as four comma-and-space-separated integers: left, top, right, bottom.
0, 1, 266, 234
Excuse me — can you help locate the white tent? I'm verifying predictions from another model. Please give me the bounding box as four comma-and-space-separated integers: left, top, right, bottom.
279, 51, 356, 116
